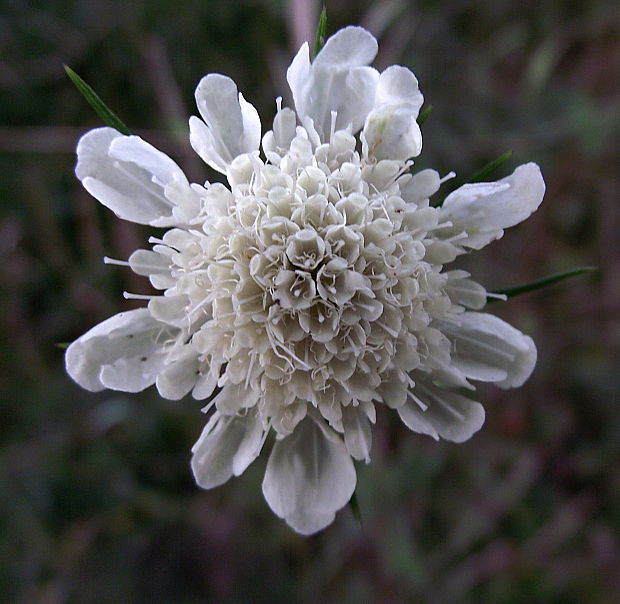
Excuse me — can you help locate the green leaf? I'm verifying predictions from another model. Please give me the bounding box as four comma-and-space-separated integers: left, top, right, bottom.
487, 266, 597, 302
348, 490, 363, 527
313, 7, 328, 59
55, 342, 71, 350
466, 150, 513, 184
416, 104, 433, 126
64, 65, 131, 135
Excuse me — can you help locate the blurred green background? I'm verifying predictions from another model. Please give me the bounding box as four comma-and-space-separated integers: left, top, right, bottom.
1, 0, 619, 602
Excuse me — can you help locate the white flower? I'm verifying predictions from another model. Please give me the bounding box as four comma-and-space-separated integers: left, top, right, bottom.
66, 26, 545, 535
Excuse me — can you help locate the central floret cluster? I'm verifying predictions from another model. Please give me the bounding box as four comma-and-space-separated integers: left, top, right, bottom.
66, 26, 545, 534
143, 120, 455, 446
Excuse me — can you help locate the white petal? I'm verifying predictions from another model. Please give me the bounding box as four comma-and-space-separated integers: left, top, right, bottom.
192, 370, 220, 400
147, 294, 189, 326
363, 66, 424, 161
373, 65, 424, 110
445, 270, 487, 309
287, 27, 379, 140
191, 410, 264, 490
439, 312, 537, 388
155, 351, 200, 400
426, 365, 474, 391
398, 382, 485, 443
75, 128, 186, 225
399, 169, 441, 205
99, 355, 166, 393
332, 66, 380, 135
190, 74, 261, 174
377, 370, 408, 408
313, 26, 378, 69
238, 92, 261, 149
65, 309, 179, 392
262, 417, 356, 535
213, 383, 260, 415
439, 163, 546, 250
286, 42, 312, 122
342, 406, 372, 462
364, 104, 422, 160
231, 413, 265, 476
128, 249, 171, 284
423, 240, 458, 265
189, 116, 224, 172
108, 136, 186, 188
270, 401, 307, 437
262, 106, 297, 159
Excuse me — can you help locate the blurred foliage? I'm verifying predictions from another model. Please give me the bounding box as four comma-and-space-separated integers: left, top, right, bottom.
1, 0, 619, 602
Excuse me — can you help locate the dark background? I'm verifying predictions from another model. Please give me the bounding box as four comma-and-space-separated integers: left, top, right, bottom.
1, 0, 619, 602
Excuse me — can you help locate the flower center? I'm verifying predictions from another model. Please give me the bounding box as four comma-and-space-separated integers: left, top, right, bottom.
145, 122, 452, 432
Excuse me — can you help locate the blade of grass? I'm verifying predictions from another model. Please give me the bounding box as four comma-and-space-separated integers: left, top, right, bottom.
417, 104, 433, 126
466, 150, 513, 183
64, 65, 131, 135
432, 150, 513, 207
349, 490, 363, 528
313, 7, 328, 59
487, 266, 597, 302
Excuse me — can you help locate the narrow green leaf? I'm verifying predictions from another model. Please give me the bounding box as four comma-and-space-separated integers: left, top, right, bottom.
55, 342, 71, 350
466, 150, 513, 184
64, 65, 131, 135
348, 490, 363, 527
313, 7, 328, 59
416, 104, 433, 126
487, 266, 597, 302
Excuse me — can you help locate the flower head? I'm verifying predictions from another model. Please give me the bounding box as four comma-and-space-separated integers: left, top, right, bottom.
66, 26, 545, 534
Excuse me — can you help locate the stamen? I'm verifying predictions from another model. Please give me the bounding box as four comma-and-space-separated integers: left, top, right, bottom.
485, 292, 508, 301
201, 399, 217, 415
265, 324, 308, 371
103, 256, 130, 267
329, 110, 337, 144
235, 293, 263, 306
395, 160, 414, 180
355, 300, 379, 314
428, 221, 453, 231
407, 389, 428, 411
123, 291, 157, 300
442, 232, 469, 244
377, 321, 400, 338
245, 352, 256, 390
417, 384, 465, 422
357, 358, 371, 374
186, 293, 214, 318
440, 171, 456, 184
249, 153, 263, 188
346, 335, 359, 356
